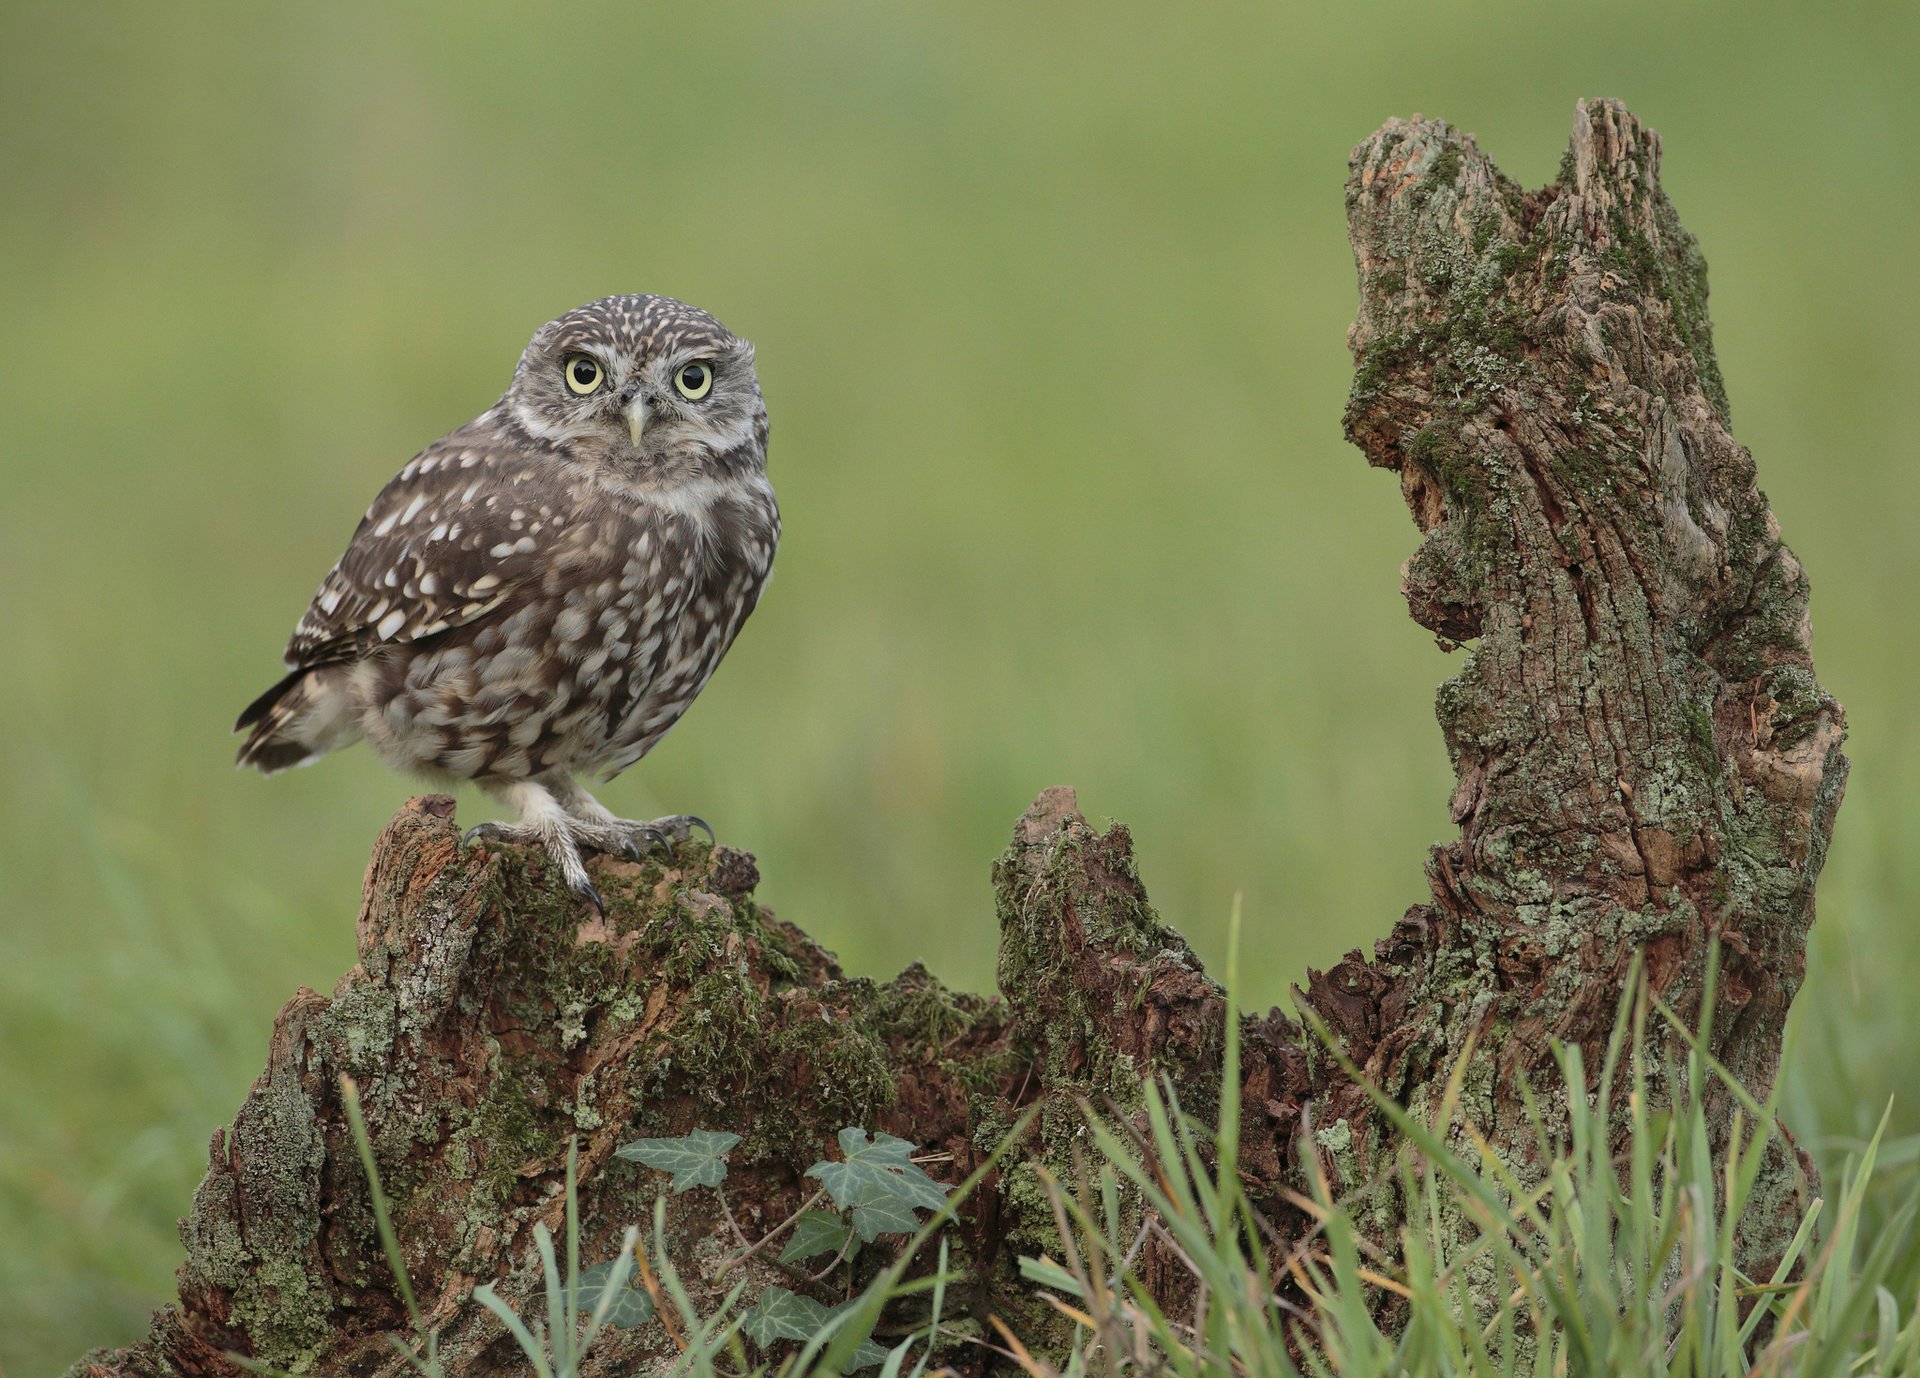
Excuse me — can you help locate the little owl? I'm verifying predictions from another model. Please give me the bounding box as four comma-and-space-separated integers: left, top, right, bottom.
236, 295, 779, 914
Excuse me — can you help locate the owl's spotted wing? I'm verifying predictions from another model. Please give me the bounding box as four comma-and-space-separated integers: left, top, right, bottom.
285, 428, 582, 669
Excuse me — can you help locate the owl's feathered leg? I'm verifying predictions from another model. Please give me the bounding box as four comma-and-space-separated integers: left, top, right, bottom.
549, 777, 714, 860
464, 779, 606, 916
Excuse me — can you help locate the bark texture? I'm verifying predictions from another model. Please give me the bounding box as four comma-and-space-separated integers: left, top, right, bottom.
72, 100, 1844, 1376
1326, 100, 1845, 1260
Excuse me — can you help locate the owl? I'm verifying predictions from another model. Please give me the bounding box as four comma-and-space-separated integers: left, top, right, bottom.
235, 295, 779, 914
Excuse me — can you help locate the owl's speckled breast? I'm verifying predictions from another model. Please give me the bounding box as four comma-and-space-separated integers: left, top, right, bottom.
596, 480, 781, 776
354, 475, 779, 784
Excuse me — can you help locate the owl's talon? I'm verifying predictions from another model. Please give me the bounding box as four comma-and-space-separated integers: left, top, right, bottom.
464, 821, 523, 848
459, 813, 603, 914
570, 875, 607, 917
565, 814, 710, 859
646, 815, 713, 852
568, 822, 661, 860
621, 823, 670, 855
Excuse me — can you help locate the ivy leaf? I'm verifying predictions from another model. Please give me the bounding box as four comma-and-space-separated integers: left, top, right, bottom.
739, 1288, 887, 1371
805, 1128, 950, 1241
845, 1337, 890, 1370
845, 1194, 921, 1243
779, 1209, 856, 1264
566, 1259, 656, 1328
740, 1286, 829, 1346
614, 1129, 741, 1193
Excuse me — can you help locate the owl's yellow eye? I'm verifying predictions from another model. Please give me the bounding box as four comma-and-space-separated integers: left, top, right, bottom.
563, 354, 604, 395
674, 361, 714, 400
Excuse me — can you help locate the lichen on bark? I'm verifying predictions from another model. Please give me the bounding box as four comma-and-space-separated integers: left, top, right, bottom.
1329, 98, 1846, 1267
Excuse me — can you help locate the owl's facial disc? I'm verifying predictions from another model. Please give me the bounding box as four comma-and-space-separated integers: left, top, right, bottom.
510, 299, 762, 477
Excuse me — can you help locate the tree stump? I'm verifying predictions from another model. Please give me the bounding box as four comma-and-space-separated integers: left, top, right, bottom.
1310, 95, 1846, 1267
70, 99, 1844, 1376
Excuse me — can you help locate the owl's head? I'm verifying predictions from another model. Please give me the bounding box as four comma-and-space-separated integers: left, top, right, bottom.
505, 295, 766, 482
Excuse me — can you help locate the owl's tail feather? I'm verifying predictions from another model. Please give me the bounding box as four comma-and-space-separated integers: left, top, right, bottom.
235, 665, 361, 774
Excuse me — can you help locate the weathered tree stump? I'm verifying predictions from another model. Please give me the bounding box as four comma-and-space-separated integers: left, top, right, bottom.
1303, 94, 1846, 1269
71, 99, 1844, 1376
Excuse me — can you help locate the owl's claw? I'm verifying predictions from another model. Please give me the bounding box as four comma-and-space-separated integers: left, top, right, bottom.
570, 874, 608, 918
570, 822, 663, 859
463, 788, 715, 917
462, 819, 605, 916
651, 814, 714, 852
570, 815, 712, 860
635, 814, 714, 851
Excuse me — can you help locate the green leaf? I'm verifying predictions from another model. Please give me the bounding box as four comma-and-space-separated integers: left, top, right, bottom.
566, 1259, 655, 1328
825, 1298, 891, 1371
805, 1129, 951, 1241
614, 1129, 741, 1193
1017, 1254, 1083, 1296
740, 1288, 888, 1371
876, 1336, 916, 1378
740, 1286, 829, 1346
779, 1209, 856, 1264
841, 1337, 891, 1370
847, 1194, 922, 1243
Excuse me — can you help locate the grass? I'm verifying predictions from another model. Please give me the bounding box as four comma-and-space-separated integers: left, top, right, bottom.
4, 1, 1920, 1372
1002, 963, 1920, 1378
225, 952, 1920, 1378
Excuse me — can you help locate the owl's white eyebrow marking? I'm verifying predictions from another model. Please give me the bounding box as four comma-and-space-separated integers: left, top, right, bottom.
511, 401, 566, 441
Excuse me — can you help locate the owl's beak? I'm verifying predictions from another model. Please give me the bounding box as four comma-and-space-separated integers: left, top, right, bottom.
624, 397, 651, 447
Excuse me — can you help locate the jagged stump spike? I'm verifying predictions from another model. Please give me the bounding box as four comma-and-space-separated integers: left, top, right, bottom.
1317, 97, 1845, 1264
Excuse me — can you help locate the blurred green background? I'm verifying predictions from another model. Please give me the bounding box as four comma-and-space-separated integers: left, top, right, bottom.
3, 0, 1916, 1368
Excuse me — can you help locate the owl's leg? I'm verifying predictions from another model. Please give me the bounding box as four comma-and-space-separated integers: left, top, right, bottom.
463, 779, 605, 916
549, 777, 714, 859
